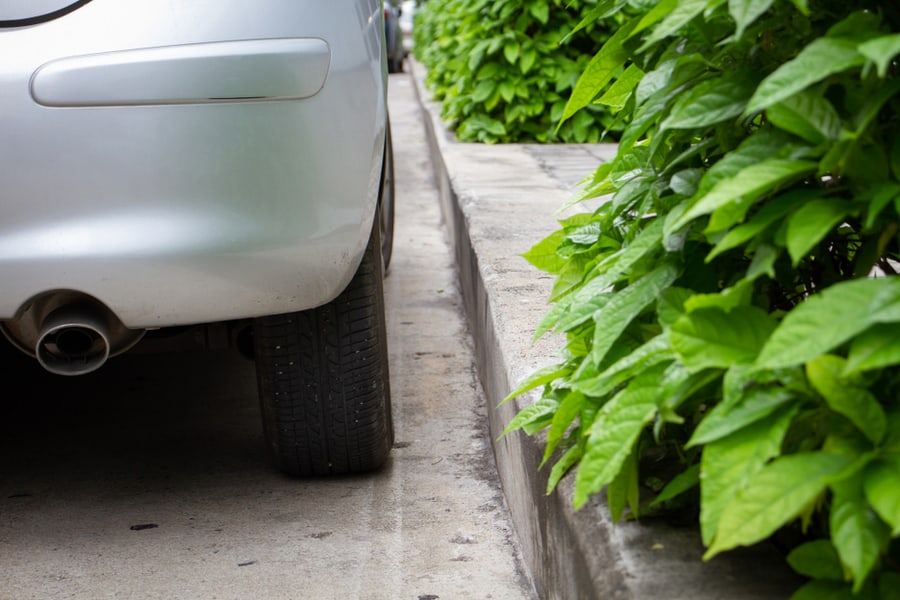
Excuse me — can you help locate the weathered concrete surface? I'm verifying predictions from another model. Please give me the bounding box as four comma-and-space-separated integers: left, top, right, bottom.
0, 72, 535, 600
410, 59, 800, 599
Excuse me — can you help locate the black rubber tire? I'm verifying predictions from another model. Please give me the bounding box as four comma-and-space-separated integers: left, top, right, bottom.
253, 212, 393, 476
388, 56, 404, 74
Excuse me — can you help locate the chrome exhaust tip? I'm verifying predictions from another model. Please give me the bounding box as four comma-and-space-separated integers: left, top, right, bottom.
1, 291, 145, 376
35, 305, 112, 376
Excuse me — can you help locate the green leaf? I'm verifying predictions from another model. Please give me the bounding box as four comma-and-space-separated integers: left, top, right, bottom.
608, 448, 640, 522
787, 540, 844, 581
501, 395, 559, 437
472, 79, 496, 103
858, 33, 900, 78
844, 323, 900, 375
695, 129, 794, 197
565, 0, 621, 42
657, 287, 693, 328
658, 363, 719, 420
745, 244, 779, 281
501, 363, 570, 405
706, 451, 852, 557
683, 282, 752, 312
547, 444, 583, 494
595, 63, 644, 113
528, 1, 549, 25
640, 0, 718, 51
498, 80, 515, 103
788, 0, 809, 14
592, 263, 680, 365
557, 161, 617, 213
847, 79, 900, 143
728, 0, 774, 38
553, 292, 613, 334
700, 407, 795, 545
521, 229, 567, 274
549, 257, 594, 303
707, 189, 816, 260
660, 71, 757, 130
766, 91, 842, 144
566, 222, 604, 246
688, 387, 795, 447
561, 17, 640, 125
757, 277, 900, 369
806, 355, 887, 444
475, 61, 501, 80
651, 463, 700, 506
573, 374, 660, 509
746, 37, 866, 115
670, 306, 777, 372
830, 494, 888, 592
786, 198, 852, 265
617, 75, 683, 152
466, 41, 487, 74
520, 47, 538, 74
539, 219, 664, 338
460, 114, 507, 137
503, 40, 520, 64
542, 390, 586, 468
635, 58, 677, 106
719, 363, 756, 404
610, 177, 652, 213
670, 159, 818, 234
864, 183, 900, 230
863, 458, 900, 535
825, 9, 881, 37
790, 580, 856, 600
572, 334, 673, 398
844, 144, 891, 194
670, 169, 703, 197
626, 0, 678, 39
486, 36, 504, 56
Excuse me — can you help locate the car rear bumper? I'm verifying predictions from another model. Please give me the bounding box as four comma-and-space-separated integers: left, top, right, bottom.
0, 0, 387, 328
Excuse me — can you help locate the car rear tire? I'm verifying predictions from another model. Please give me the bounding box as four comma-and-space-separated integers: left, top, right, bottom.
254, 203, 393, 477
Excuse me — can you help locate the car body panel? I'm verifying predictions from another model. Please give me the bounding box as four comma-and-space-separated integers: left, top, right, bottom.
31, 38, 331, 107
0, 0, 86, 23
0, 0, 387, 328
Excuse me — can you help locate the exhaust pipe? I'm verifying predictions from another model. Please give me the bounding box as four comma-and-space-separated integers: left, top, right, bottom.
1, 292, 145, 376
35, 305, 112, 376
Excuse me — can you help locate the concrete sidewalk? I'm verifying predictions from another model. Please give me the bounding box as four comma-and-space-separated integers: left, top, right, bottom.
407, 61, 799, 599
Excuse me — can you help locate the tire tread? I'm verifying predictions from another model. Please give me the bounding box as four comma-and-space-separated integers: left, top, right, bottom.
254, 218, 393, 476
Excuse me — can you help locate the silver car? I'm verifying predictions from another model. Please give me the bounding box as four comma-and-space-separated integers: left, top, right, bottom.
0, 0, 395, 476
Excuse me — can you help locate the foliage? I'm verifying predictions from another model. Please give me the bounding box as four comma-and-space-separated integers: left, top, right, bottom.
413, 0, 619, 143
505, 0, 900, 595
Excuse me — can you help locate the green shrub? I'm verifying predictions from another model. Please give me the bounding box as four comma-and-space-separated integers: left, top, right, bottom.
506, 0, 900, 595
413, 0, 618, 143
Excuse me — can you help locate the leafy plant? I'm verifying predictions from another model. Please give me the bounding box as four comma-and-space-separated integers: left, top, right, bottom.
413, 0, 619, 143
505, 0, 900, 596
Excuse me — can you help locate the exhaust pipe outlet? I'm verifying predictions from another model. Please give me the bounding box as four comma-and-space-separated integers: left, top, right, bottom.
1, 292, 146, 375
35, 305, 112, 376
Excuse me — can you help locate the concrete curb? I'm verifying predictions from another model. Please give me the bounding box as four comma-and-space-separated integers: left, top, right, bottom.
407, 61, 800, 599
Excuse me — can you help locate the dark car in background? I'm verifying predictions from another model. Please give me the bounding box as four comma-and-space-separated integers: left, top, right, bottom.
400, 1, 415, 57
385, 0, 404, 73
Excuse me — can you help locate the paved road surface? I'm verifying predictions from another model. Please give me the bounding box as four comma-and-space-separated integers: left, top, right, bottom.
0, 72, 535, 600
